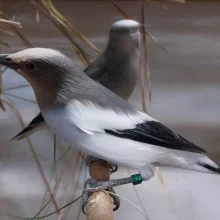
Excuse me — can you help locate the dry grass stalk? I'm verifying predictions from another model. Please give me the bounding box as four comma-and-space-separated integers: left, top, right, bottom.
0, 13, 33, 48
140, 0, 148, 112
145, 0, 168, 10
0, 18, 22, 28
0, 25, 14, 35
39, 169, 65, 218
166, 0, 185, 3
31, 0, 89, 67
109, 0, 132, 19
139, 0, 171, 195
109, 0, 167, 52
41, 0, 100, 54
2, 96, 61, 216
0, 64, 5, 111
58, 152, 81, 220
35, 8, 40, 24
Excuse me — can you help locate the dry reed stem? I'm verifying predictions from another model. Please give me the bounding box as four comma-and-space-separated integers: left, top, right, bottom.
166, 0, 185, 3
42, 0, 100, 54
87, 160, 113, 220
0, 25, 14, 35
31, 0, 89, 67
145, 0, 168, 10
140, 0, 148, 111
109, 0, 167, 52
0, 18, 22, 28
109, 0, 132, 19
139, 0, 170, 195
3, 96, 60, 216
0, 14, 33, 48
0, 64, 5, 111
35, 8, 40, 24
58, 152, 81, 220
40, 170, 65, 218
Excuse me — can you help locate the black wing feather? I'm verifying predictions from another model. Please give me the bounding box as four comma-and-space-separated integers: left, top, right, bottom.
105, 121, 206, 153
11, 113, 45, 140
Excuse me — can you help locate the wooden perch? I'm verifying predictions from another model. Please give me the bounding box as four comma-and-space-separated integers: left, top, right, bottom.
87, 160, 113, 220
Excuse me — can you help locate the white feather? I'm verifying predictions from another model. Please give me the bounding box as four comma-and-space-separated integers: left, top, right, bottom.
67, 100, 155, 133
41, 100, 216, 174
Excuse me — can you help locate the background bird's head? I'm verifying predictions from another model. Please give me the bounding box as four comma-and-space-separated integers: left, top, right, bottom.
107, 19, 141, 55
0, 48, 79, 105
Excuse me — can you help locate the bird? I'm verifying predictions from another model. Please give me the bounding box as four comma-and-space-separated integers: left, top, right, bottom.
1, 47, 219, 211
12, 19, 141, 140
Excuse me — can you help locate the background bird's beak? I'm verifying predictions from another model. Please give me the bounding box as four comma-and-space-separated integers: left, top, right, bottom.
0, 54, 18, 70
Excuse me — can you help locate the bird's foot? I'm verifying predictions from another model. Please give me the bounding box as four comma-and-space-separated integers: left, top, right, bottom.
85, 155, 118, 174
109, 163, 118, 174
82, 178, 123, 214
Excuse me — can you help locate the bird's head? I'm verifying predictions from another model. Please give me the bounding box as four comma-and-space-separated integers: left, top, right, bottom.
0, 48, 79, 105
107, 19, 141, 54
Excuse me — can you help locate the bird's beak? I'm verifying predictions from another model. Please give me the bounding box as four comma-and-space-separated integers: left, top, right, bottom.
0, 54, 18, 70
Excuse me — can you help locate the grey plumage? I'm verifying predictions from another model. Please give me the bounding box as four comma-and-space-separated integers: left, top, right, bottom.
12, 19, 141, 140
1, 43, 219, 196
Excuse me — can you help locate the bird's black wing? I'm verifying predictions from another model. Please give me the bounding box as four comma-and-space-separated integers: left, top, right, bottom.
105, 121, 206, 153
11, 113, 45, 140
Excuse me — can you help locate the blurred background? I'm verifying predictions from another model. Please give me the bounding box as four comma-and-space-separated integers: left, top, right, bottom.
0, 0, 220, 219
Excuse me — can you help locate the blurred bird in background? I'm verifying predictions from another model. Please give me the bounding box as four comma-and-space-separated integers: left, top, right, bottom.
12, 19, 141, 140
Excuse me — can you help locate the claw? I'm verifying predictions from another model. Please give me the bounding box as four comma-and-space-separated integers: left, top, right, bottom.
108, 188, 120, 211
81, 178, 121, 215
85, 155, 118, 175
82, 178, 96, 215
85, 155, 99, 168
109, 163, 118, 174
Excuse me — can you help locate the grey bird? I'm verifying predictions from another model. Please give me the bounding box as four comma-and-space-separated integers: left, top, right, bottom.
12, 19, 140, 140
1, 47, 220, 212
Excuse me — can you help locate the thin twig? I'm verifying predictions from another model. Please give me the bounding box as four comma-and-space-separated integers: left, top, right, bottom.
145, 0, 168, 10
103, 190, 149, 220
108, 0, 132, 19
0, 13, 33, 47
0, 25, 14, 35
108, 0, 168, 52
140, 0, 148, 111
0, 64, 5, 111
42, 0, 100, 54
38, 170, 64, 219
31, 0, 89, 67
3, 96, 61, 216
2, 92, 37, 104
3, 84, 30, 91
58, 152, 81, 220
63, 157, 84, 219
166, 0, 185, 3
0, 18, 22, 28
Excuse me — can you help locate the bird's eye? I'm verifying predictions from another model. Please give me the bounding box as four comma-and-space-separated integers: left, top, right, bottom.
26, 62, 35, 71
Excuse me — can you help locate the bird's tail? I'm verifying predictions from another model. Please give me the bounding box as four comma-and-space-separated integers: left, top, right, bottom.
197, 155, 220, 175
11, 125, 37, 141
11, 123, 48, 141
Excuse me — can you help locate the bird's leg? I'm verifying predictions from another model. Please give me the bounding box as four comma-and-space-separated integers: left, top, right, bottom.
109, 163, 118, 174
83, 155, 120, 214
82, 173, 143, 214
82, 166, 154, 214
85, 155, 118, 174
108, 187, 120, 211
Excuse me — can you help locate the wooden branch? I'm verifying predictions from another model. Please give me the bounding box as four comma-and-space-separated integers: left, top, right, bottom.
87, 160, 113, 220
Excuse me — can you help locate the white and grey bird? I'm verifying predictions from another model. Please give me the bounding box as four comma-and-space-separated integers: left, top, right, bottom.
1, 47, 219, 210
12, 19, 141, 140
